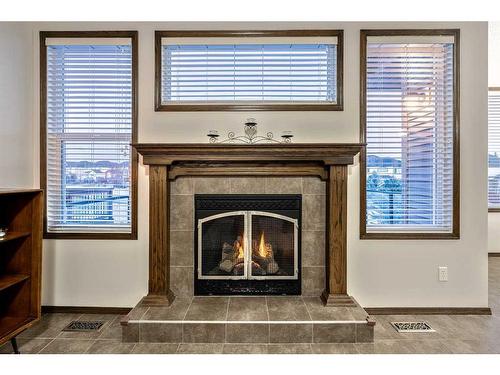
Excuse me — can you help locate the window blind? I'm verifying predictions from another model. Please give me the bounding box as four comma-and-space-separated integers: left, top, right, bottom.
161, 43, 337, 104
489, 90, 500, 209
365, 40, 455, 232
45, 43, 132, 233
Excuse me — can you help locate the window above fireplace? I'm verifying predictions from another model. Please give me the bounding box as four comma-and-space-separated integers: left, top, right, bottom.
155, 30, 344, 111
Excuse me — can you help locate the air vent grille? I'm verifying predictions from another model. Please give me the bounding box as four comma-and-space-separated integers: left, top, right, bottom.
391, 321, 435, 333
63, 321, 105, 332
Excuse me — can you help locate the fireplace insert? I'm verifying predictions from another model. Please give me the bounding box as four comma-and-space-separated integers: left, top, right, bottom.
194, 194, 301, 295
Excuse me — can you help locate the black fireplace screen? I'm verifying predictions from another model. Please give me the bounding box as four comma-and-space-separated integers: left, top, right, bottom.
250, 214, 296, 278
199, 212, 246, 278
195, 195, 301, 295
198, 212, 297, 280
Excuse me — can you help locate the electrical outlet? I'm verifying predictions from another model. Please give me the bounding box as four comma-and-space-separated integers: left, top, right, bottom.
438, 266, 448, 281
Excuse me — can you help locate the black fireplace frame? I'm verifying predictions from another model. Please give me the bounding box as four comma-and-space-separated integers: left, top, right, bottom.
194, 194, 302, 296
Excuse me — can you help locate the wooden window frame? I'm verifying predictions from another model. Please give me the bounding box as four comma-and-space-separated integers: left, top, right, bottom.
359, 29, 461, 240
489, 87, 500, 213
39, 30, 139, 240
154, 29, 344, 112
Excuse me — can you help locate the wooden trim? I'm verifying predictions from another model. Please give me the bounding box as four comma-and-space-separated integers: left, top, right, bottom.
157, 30, 343, 38
42, 232, 137, 240
41, 306, 132, 315
359, 29, 462, 37
321, 166, 356, 306
488, 253, 500, 257
39, 31, 138, 240
359, 31, 368, 239
154, 29, 344, 112
359, 29, 461, 240
40, 32, 48, 239
145, 165, 175, 306
328, 166, 347, 297
360, 233, 460, 240
365, 307, 492, 315
169, 165, 329, 181
133, 143, 364, 166
489, 208, 500, 213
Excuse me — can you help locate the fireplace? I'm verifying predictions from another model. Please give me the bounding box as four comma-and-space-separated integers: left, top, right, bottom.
133, 143, 362, 307
194, 194, 301, 295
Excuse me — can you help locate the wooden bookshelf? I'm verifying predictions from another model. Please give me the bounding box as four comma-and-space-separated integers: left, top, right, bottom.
0, 189, 43, 348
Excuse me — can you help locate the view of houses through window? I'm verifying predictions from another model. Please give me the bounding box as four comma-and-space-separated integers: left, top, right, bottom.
365, 40, 455, 231
489, 89, 500, 209
45, 42, 133, 233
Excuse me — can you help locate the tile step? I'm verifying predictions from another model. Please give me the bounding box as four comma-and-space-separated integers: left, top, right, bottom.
122, 320, 374, 344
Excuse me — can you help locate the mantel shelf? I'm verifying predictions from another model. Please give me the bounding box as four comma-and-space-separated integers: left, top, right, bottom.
133, 143, 365, 167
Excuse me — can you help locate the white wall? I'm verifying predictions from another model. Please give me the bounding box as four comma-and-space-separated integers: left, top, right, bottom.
0, 23, 34, 188
488, 23, 500, 253
19, 21, 490, 307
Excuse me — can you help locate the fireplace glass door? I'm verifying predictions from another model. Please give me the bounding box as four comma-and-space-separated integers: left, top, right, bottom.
198, 211, 248, 279
249, 212, 298, 279
198, 211, 298, 281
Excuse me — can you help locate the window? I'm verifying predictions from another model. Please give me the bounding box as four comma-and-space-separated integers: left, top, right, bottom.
40, 31, 138, 239
489, 89, 500, 211
155, 30, 343, 111
360, 30, 460, 239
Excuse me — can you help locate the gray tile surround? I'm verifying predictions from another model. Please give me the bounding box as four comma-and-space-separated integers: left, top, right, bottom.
169, 176, 326, 298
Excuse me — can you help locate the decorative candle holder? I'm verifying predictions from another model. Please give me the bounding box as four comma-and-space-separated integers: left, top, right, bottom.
207, 130, 220, 143
281, 131, 294, 143
207, 119, 294, 144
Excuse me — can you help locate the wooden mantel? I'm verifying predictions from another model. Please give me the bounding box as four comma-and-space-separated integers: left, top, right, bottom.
133, 143, 363, 307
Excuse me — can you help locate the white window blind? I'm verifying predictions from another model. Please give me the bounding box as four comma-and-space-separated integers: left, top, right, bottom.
161, 43, 337, 104
45, 43, 132, 233
489, 90, 500, 209
365, 39, 455, 232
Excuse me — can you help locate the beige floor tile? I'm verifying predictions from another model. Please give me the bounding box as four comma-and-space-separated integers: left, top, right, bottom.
86, 339, 135, 354
39, 339, 95, 354
177, 343, 223, 354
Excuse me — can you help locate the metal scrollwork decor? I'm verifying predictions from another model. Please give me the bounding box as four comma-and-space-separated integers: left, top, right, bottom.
207, 119, 293, 144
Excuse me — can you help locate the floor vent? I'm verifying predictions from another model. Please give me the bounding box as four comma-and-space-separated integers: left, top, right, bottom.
63, 321, 105, 332
390, 321, 435, 333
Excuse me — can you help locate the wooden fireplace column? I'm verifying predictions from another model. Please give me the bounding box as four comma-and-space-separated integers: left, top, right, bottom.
321, 165, 352, 306
139, 165, 175, 306
133, 144, 363, 307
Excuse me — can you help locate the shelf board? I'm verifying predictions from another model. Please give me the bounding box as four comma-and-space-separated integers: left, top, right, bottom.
0, 274, 30, 292
0, 231, 30, 244
0, 316, 36, 345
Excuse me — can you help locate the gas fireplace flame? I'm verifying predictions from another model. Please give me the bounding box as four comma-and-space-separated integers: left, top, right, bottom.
218, 230, 279, 276
258, 232, 267, 258
236, 236, 245, 259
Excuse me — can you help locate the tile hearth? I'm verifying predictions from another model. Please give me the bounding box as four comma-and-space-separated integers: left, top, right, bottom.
121, 296, 374, 344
